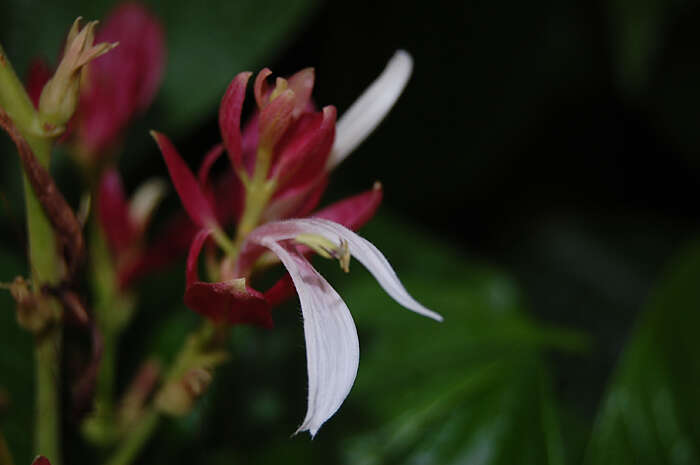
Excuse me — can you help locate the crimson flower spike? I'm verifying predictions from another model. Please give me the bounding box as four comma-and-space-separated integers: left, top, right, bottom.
217, 51, 412, 223
153, 50, 440, 437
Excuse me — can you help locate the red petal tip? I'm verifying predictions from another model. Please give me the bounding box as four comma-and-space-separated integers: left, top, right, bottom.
219, 72, 252, 172
152, 131, 217, 228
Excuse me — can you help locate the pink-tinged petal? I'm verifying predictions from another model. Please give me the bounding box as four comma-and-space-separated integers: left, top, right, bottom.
31, 456, 52, 465
219, 72, 252, 172
254, 68, 273, 109
197, 143, 224, 199
286, 67, 315, 117
292, 175, 328, 219
98, 169, 135, 252
152, 131, 217, 228
241, 112, 260, 166
184, 228, 272, 327
246, 218, 443, 322
186, 228, 212, 286
78, 3, 165, 155
212, 170, 244, 225
240, 112, 260, 178
128, 178, 167, 236
263, 273, 295, 308
262, 175, 327, 222
327, 50, 413, 171
259, 89, 296, 151
260, 240, 358, 436
313, 182, 383, 230
25, 59, 52, 109
271, 106, 336, 189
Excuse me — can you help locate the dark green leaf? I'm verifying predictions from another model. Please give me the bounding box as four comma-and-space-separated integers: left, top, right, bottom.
584, 242, 700, 465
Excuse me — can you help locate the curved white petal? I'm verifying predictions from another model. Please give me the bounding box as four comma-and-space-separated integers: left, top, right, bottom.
249, 218, 443, 322
261, 239, 359, 437
326, 50, 413, 171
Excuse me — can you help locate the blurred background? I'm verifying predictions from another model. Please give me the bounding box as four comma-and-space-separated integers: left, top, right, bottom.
2, 0, 700, 464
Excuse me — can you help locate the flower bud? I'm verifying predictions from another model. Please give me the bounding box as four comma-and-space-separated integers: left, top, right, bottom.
38, 18, 117, 131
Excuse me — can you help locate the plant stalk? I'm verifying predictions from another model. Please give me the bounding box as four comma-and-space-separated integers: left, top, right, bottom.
0, 43, 64, 465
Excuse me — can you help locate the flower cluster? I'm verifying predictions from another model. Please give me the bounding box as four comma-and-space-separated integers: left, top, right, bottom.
153, 50, 442, 435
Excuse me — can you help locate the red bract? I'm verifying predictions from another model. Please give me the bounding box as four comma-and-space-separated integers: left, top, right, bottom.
184, 229, 273, 327
151, 131, 218, 229
26, 2, 165, 158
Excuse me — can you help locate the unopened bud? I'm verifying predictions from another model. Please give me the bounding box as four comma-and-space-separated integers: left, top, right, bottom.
38, 18, 117, 130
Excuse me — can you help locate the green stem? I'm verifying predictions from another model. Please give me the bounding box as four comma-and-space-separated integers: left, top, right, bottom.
83, 220, 136, 445
1, 44, 63, 465
34, 329, 62, 465
103, 410, 159, 465
96, 330, 117, 416
104, 322, 216, 465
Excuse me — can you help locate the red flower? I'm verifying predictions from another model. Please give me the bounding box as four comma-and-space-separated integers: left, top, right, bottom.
153, 51, 414, 327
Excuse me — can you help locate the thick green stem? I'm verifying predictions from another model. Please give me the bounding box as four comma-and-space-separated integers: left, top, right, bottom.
1, 44, 63, 465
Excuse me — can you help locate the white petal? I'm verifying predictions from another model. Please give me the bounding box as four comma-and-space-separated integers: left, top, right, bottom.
326, 50, 413, 171
261, 239, 359, 436
128, 177, 167, 232
249, 218, 443, 322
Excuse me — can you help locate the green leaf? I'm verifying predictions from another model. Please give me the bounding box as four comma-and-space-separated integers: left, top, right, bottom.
584, 242, 700, 465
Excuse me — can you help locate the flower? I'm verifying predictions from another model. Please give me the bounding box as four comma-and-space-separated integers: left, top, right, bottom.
27, 3, 165, 159
152, 51, 412, 321
152, 50, 437, 433
240, 218, 443, 436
